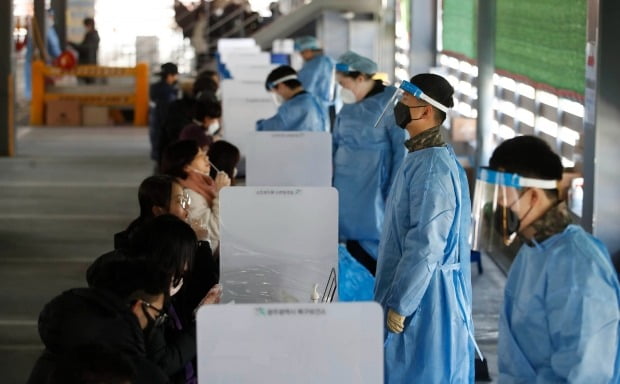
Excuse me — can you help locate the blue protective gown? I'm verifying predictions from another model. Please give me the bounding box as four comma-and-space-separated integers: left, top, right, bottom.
332, 85, 407, 259
256, 91, 328, 132
498, 225, 620, 383
297, 54, 335, 118
374, 145, 475, 383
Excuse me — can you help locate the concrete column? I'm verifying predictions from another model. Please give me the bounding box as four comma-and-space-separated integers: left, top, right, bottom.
474, 0, 496, 169
409, 0, 437, 75
583, 0, 620, 255
34, 0, 46, 60
0, 0, 14, 156
51, 0, 68, 49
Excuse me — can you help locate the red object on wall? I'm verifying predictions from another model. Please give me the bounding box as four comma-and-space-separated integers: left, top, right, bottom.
54, 50, 77, 70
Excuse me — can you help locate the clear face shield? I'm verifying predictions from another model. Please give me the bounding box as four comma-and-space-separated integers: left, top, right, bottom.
471, 168, 559, 252
374, 80, 449, 128
266, 74, 298, 106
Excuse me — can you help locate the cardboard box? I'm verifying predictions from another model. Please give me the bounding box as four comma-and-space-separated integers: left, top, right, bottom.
82, 106, 110, 126
45, 100, 81, 126
451, 116, 476, 142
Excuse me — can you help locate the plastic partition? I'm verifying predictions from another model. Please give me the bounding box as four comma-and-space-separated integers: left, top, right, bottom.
219, 187, 338, 304
196, 302, 384, 383
220, 79, 276, 158
246, 131, 332, 187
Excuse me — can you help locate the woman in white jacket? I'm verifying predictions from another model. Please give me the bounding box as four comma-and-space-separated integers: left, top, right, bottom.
161, 139, 230, 251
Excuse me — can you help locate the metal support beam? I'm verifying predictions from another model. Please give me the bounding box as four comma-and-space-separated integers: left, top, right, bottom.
409, 0, 437, 75
583, 0, 620, 255
51, 0, 68, 49
474, 0, 496, 169
34, 0, 46, 60
0, 0, 14, 156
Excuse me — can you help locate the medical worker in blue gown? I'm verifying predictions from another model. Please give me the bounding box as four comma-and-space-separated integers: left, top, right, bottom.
256, 65, 328, 132
295, 36, 336, 125
471, 135, 620, 383
374, 73, 476, 383
333, 52, 406, 274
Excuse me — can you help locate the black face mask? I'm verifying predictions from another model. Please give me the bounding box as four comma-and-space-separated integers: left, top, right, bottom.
393, 102, 412, 129
493, 205, 521, 244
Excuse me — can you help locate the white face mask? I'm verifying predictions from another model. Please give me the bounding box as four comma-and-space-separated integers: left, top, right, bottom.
215, 89, 222, 101
340, 88, 357, 104
271, 92, 285, 107
169, 277, 184, 296
207, 121, 220, 135
233, 167, 238, 178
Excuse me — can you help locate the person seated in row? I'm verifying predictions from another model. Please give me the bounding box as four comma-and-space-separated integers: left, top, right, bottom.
28, 254, 171, 384
161, 140, 230, 251
256, 65, 328, 132
179, 97, 222, 145
89, 215, 221, 383
208, 140, 241, 185
112, 175, 219, 324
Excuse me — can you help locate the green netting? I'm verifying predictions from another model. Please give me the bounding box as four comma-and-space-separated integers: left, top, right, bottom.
442, 0, 587, 94
442, 0, 477, 59
496, 0, 586, 94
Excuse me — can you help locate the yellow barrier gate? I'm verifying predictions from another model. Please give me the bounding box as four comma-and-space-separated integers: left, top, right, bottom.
30, 60, 149, 126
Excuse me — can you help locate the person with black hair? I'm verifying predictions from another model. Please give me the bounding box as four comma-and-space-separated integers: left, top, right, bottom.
161, 140, 230, 252
256, 65, 328, 132
27, 254, 171, 384
208, 140, 240, 185
333, 51, 407, 272
68, 17, 100, 83
179, 98, 222, 148
150, 63, 181, 167
373, 73, 476, 383
471, 135, 620, 382
89, 215, 221, 384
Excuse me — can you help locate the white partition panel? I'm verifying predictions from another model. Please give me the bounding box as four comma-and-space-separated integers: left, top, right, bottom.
247, 131, 332, 187
219, 187, 338, 304
197, 302, 384, 384
221, 79, 276, 157
217, 38, 258, 52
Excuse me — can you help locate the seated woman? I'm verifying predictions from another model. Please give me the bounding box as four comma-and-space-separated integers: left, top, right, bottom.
110, 174, 219, 320
208, 140, 241, 185
161, 140, 230, 251
88, 215, 221, 384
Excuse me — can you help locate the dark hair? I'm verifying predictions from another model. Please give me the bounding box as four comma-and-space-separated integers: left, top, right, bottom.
208, 140, 241, 183
83, 17, 95, 28
129, 214, 197, 289
194, 99, 222, 121
489, 135, 563, 199
490, 135, 563, 180
339, 71, 373, 81
137, 175, 175, 219
193, 76, 218, 99
87, 249, 170, 299
409, 73, 454, 123
49, 343, 135, 384
265, 65, 302, 91
124, 175, 176, 236
161, 140, 200, 180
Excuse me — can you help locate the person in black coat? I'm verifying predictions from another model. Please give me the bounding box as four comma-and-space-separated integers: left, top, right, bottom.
150, 63, 180, 166
68, 17, 100, 84
27, 255, 171, 384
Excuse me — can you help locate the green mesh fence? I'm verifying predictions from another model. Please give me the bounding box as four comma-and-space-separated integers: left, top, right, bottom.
442, 0, 587, 94
496, 0, 586, 94
442, 0, 477, 59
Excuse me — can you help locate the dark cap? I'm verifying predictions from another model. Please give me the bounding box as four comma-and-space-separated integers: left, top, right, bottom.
158, 62, 179, 76
489, 135, 563, 180
409, 73, 455, 110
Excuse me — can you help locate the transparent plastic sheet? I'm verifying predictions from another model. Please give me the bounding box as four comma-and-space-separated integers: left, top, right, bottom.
374, 80, 450, 128
219, 187, 339, 304
471, 168, 559, 253
246, 132, 332, 187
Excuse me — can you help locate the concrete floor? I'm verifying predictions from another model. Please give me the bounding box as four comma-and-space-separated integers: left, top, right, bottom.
0, 125, 505, 383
